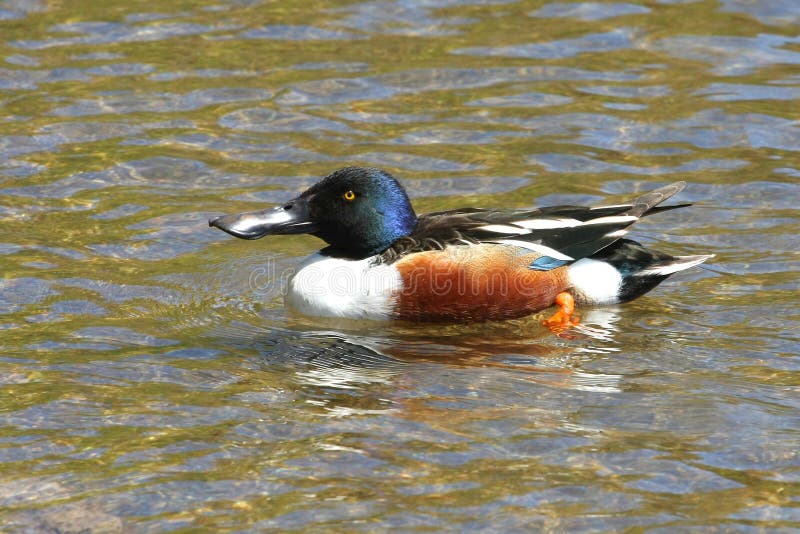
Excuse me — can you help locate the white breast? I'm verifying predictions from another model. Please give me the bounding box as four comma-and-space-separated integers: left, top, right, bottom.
286, 253, 402, 320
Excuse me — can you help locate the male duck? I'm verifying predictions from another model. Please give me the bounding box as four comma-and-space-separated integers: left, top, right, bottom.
209, 167, 712, 329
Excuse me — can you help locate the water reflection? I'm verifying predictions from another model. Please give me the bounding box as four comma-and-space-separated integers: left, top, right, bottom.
260, 310, 626, 394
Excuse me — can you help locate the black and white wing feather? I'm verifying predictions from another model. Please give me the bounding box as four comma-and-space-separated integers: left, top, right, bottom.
380, 182, 690, 269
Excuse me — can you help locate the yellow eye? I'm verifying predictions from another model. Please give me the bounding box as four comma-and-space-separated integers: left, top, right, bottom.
343, 190, 356, 201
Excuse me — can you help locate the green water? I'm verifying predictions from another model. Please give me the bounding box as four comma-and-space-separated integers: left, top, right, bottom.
0, 0, 798, 531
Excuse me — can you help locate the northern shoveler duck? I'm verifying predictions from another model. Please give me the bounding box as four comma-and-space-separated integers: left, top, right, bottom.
209, 167, 712, 330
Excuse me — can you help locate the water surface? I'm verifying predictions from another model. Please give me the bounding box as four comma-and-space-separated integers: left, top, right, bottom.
0, 0, 798, 531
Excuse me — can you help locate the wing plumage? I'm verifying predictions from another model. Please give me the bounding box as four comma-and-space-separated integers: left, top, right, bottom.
379, 182, 690, 269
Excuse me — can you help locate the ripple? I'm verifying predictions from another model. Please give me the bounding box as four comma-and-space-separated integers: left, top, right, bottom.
695, 82, 800, 101
89, 242, 195, 261
123, 12, 177, 23
0, 278, 56, 315
84, 62, 154, 76
0, 159, 45, 177
26, 340, 120, 352
291, 61, 369, 72
70, 52, 126, 60
530, 2, 650, 20
719, 0, 800, 26
161, 137, 332, 163
388, 128, 524, 145
0, 398, 263, 430
4, 53, 39, 66
650, 34, 800, 75
25, 299, 108, 323
339, 112, 434, 126
356, 152, 483, 172
0, 475, 73, 508
667, 180, 800, 211
229, 148, 332, 163
466, 91, 573, 108
49, 87, 271, 116
148, 68, 257, 81
90, 211, 220, 260
112, 440, 209, 466
454, 28, 639, 59
0, 120, 185, 161
577, 84, 671, 98
50, 300, 108, 316
497, 109, 800, 152
147, 133, 331, 164
627, 462, 744, 493
106, 479, 290, 519
529, 153, 747, 174
57, 277, 187, 305
239, 24, 363, 40
603, 102, 647, 110
0, 436, 74, 462
732, 505, 800, 522
71, 326, 178, 347
774, 167, 800, 177
48, 359, 238, 389
275, 77, 395, 106
0, 243, 24, 255
0, 66, 90, 89
28, 245, 87, 260
219, 108, 357, 134
90, 203, 149, 220
2, 156, 261, 198
277, 66, 639, 106
327, 0, 512, 37
8, 500, 123, 532
13, 20, 240, 49
0, 0, 46, 21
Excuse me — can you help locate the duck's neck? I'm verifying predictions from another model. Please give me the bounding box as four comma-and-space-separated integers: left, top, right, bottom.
319, 216, 417, 260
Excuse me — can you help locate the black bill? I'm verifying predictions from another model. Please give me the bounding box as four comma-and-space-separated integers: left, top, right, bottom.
209, 197, 317, 240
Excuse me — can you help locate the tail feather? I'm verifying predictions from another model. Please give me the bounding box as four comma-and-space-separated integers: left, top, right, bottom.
626, 181, 686, 217
617, 252, 713, 303
568, 239, 713, 305
635, 254, 715, 277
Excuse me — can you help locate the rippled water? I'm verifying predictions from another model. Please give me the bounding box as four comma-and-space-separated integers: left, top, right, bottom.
1, 0, 798, 531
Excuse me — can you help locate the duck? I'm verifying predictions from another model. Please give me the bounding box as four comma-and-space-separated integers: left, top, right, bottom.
209, 166, 712, 330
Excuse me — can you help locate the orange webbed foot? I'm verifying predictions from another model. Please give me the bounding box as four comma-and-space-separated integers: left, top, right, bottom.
542, 292, 580, 333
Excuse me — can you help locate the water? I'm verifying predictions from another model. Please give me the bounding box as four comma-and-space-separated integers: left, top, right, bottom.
1, 0, 798, 531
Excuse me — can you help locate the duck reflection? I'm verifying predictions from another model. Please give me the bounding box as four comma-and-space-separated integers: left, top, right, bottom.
264, 307, 623, 396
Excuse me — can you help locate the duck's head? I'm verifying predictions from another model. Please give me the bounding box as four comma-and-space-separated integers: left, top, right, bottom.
209, 167, 417, 258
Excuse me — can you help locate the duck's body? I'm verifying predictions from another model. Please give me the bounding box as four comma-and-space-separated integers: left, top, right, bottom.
285, 244, 565, 322
210, 167, 712, 329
